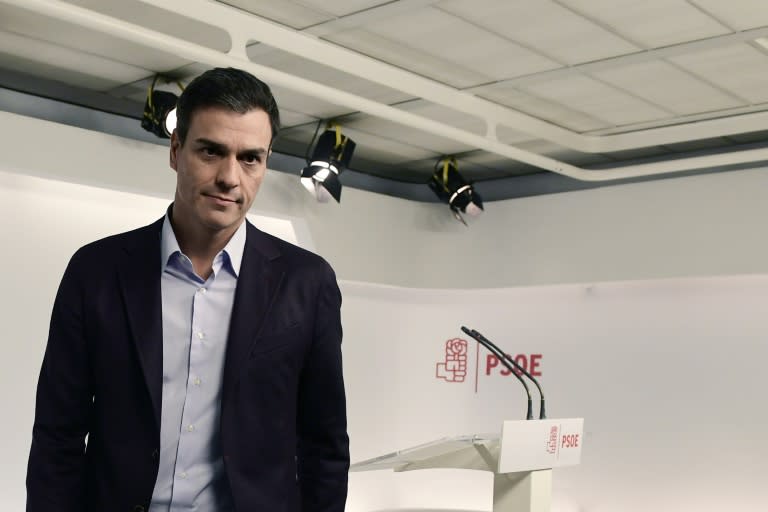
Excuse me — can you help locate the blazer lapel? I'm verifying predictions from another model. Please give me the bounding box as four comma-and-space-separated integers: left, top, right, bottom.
117, 219, 164, 429
223, 222, 285, 396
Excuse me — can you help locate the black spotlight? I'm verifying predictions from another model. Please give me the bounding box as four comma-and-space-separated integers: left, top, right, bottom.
141, 76, 180, 139
428, 157, 484, 225
300, 125, 356, 203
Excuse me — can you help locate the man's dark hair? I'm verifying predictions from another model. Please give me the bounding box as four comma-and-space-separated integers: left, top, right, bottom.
175, 67, 280, 146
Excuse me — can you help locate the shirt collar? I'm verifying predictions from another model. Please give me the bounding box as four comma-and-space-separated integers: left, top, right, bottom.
161, 209, 248, 277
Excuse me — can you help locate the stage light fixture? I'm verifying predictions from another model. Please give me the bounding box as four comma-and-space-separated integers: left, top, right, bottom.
300, 124, 356, 203
428, 157, 484, 225
141, 75, 183, 139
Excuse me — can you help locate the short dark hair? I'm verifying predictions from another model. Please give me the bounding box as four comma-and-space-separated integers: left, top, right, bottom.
175, 67, 280, 146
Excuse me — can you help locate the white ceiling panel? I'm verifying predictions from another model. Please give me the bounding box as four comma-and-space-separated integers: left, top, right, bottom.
436, 0, 640, 65
592, 61, 745, 116
558, 0, 729, 48
358, 7, 560, 81
220, 0, 396, 29
65, 0, 230, 52
472, 82, 609, 132
246, 43, 412, 105
281, 123, 438, 165
690, 0, 768, 31
266, 85, 354, 121
325, 28, 492, 88
0, 3, 189, 71
343, 115, 477, 155
218, 0, 333, 29
282, 0, 388, 17
520, 75, 672, 126
274, 108, 317, 129
394, 99, 487, 136
668, 44, 768, 105
0, 30, 149, 91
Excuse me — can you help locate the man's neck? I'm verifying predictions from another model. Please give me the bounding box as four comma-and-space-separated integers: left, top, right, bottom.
170, 217, 241, 280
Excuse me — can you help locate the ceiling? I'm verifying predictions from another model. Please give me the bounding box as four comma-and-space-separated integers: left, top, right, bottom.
2, 0, 768, 201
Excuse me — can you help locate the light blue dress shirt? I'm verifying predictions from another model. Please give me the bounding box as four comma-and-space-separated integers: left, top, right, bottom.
149, 215, 246, 512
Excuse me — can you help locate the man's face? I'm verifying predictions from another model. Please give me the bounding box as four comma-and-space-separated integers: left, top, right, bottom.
170, 106, 272, 238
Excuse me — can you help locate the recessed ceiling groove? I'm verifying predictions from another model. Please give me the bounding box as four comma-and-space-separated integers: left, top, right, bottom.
585, 73, 678, 119
550, 0, 651, 50
661, 57, 752, 106
303, 0, 441, 36
685, 0, 738, 31
430, 4, 570, 68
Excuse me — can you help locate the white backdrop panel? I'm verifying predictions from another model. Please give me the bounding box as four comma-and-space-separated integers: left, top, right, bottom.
341, 279, 768, 512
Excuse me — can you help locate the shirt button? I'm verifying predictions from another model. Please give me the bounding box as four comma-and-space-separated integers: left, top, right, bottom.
198, 287, 206, 294
179, 472, 187, 479
196, 331, 205, 340
194, 377, 202, 386
187, 424, 195, 432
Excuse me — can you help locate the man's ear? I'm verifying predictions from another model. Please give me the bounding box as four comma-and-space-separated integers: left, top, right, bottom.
169, 130, 180, 172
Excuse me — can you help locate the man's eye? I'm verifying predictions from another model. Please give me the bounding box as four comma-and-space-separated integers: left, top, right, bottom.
201, 147, 219, 157
242, 155, 260, 165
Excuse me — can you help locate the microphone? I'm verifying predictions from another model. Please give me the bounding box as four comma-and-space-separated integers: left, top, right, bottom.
461, 326, 534, 420
462, 326, 547, 419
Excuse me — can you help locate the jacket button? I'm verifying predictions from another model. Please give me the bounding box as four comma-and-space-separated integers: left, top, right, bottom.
133, 506, 145, 512
152, 449, 159, 459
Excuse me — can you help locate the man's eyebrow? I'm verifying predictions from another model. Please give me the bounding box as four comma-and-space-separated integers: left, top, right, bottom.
194, 138, 268, 157
194, 138, 227, 151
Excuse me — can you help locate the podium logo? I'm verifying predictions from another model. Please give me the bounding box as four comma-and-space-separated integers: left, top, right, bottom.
435, 338, 468, 382
435, 338, 544, 393
546, 426, 558, 454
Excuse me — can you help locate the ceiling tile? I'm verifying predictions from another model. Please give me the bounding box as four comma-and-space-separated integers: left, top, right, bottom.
437, 0, 640, 65
325, 28, 491, 88
218, 0, 333, 29
592, 60, 745, 116
472, 82, 609, 132
689, 0, 768, 31
283, 0, 389, 17
65, 0, 230, 51
246, 43, 412, 105
394, 99, 487, 136
347, 6, 560, 82
520, 75, 672, 126
0, 30, 149, 91
558, 0, 729, 48
342, 115, 477, 155
668, 44, 768, 104
266, 84, 354, 121
0, 3, 190, 71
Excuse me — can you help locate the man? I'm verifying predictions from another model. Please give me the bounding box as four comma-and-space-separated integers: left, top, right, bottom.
26, 67, 349, 512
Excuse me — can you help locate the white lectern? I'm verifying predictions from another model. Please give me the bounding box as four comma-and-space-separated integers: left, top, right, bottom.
350, 418, 583, 512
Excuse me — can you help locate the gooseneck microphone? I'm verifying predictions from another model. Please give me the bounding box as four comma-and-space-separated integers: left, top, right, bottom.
462, 326, 547, 420
461, 326, 534, 420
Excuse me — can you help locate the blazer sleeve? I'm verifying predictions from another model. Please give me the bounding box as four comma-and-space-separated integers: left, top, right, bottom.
296, 261, 350, 512
27, 250, 93, 512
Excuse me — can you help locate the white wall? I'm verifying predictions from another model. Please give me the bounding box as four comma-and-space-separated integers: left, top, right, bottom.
3, 110, 768, 288
3, 111, 768, 512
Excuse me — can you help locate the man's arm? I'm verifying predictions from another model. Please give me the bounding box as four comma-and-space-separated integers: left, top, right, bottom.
27, 251, 93, 512
296, 261, 349, 512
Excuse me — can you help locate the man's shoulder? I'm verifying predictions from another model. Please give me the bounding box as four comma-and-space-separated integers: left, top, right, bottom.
246, 222, 333, 273
73, 217, 163, 261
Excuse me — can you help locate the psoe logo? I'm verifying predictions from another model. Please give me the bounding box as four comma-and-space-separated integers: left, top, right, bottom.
546, 425, 558, 454
435, 338, 468, 383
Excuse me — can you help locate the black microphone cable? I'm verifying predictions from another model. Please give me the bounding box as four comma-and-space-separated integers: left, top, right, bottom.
469, 327, 547, 420
461, 326, 534, 420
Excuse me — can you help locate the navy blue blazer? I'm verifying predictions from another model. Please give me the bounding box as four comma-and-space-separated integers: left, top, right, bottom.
27, 217, 349, 512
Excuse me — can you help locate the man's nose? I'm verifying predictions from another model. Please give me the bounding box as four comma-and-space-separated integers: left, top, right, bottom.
216, 156, 240, 189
